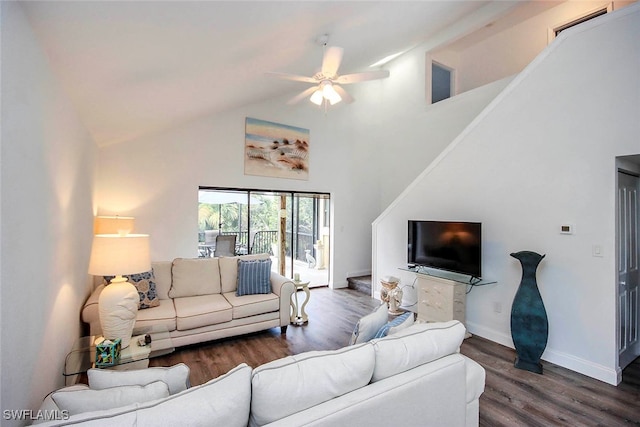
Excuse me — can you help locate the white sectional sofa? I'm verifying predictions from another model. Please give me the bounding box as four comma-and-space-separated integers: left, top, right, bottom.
81, 253, 295, 348
35, 321, 485, 426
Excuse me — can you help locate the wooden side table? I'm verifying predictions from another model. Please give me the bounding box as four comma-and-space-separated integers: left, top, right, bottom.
290, 281, 310, 325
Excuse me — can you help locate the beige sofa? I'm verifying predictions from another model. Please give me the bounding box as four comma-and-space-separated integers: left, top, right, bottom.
82, 254, 295, 348
35, 321, 485, 426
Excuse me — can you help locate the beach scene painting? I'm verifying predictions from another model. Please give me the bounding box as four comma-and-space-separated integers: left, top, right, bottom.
244, 117, 310, 180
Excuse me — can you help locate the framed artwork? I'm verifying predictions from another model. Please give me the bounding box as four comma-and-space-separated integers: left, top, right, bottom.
244, 117, 309, 180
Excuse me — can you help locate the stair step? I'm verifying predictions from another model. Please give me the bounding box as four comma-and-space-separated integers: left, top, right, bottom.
347, 275, 372, 295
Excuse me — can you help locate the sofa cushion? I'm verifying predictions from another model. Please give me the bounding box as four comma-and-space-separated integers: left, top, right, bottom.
236, 258, 272, 296
169, 258, 221, 298
42, 364, 252, 427
88, 363, 190, 395
250, 343, 375, 426
173, 294, 232, 330
134, 299, 177, 332
51, 381, 169, 416
219, 253, 270, 294
350, 303, 388, 345
371, 320, 466, 382
223, 291, 279, 319
372, 311, 414, 339
104, 270, 159, 309
151, 261, 173, 300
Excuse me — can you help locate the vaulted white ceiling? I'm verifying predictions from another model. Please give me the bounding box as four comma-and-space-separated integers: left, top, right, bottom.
20, 1, 524, 147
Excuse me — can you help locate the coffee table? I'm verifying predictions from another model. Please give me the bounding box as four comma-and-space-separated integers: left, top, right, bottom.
64, 325, 174, 385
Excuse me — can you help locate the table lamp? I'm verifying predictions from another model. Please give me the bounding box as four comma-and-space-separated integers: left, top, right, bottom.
93, 215, 135, 235
88, 233, 150, 348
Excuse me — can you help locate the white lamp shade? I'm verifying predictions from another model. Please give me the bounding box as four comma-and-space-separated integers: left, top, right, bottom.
88, 234, 151, 277
93, 216, 135, 235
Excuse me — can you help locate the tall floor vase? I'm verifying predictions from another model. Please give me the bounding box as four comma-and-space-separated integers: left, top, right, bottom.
510, 251, 547, 374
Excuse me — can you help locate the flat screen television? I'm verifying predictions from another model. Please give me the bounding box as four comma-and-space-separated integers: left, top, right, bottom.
408, 220, 482, 278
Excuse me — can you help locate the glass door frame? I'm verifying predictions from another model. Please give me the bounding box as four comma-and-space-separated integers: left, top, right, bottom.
198, 186, 331, 285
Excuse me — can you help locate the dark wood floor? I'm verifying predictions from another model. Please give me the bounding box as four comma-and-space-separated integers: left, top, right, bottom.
150, 287, 640, 426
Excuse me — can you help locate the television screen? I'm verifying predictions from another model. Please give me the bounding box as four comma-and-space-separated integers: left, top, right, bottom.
408, 220, 481, 277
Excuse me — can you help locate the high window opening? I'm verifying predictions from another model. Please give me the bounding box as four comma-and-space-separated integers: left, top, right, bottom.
549, 4, 611, 42
431, 61, 455, 104
198, 188, 330, 287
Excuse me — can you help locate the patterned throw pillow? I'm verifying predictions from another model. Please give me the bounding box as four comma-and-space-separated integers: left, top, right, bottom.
372, 311, 414, 339
236, 259, 272, 296
104, 270, 160, 309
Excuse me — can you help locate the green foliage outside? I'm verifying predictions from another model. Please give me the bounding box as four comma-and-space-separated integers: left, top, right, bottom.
198, 194, 315, 234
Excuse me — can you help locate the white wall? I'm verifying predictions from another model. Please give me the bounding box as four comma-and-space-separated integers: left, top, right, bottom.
438, 1, 635, 95
373, 5, 640, 384
0, 3, 96, 423
92, 0, 520, 285
95, 90, 382, 286
376, 52, 513, 208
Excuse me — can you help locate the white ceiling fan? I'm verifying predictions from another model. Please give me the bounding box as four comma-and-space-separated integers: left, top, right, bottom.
267, 39, 390, 107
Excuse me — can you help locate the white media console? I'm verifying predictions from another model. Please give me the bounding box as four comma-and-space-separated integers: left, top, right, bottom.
402, 267, 495, 338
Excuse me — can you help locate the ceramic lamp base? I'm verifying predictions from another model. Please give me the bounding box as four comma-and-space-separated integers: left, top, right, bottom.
98, 279, 139, 348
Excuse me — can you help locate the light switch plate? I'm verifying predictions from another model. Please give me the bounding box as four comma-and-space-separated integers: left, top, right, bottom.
593, 245, 604, 257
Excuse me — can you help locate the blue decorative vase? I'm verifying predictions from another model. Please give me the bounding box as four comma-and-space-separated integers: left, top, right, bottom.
510, 251, 547, 374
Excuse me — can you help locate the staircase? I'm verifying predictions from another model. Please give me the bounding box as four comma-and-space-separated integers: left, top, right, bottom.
347, 275, 372, 295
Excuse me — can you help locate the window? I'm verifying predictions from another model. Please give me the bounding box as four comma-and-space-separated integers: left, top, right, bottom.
198, 188, 331, 287
549, 5, 611, 42
431, 61, 454, 104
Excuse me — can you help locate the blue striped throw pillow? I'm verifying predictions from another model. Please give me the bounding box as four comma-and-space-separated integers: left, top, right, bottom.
373, 312, 412, 339
236, 259, 272, 296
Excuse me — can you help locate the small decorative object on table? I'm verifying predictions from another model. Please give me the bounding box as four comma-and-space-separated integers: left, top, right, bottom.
95, 337, 121, 367
380, 276, 403, 315
137, 334, 152, 347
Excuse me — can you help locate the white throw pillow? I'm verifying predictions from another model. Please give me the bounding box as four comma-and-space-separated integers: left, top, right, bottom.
371, 320, 466, 382
250, 343, 375, 426
88, 363, 190, 395
130, 363, 252, 427
43, 364, 252, 427
51, 381, 169, 415
350, 303, 388, 345
32, 385, 88, 424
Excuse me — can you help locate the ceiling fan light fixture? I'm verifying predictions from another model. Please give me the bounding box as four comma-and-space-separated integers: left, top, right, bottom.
271, 43, 387, 108
322, 82, 342, 105
310, 89, 324, 106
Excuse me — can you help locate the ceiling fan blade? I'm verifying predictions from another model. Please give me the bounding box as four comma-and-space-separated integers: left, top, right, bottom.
335, 70, 390, 84
287, 86, 320, 105
322, 46, 344, 78
265, 72, 317, 84
333, 85, 354, 104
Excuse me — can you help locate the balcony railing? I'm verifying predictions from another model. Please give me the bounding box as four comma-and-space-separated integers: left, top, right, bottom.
201, 229, 315, 261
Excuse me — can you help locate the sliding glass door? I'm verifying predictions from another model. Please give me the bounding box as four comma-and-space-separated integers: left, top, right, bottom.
198, 188, 330, 287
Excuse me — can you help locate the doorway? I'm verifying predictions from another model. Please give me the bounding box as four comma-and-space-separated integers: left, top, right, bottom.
617, 164, 640, 371
197, 187, 330, 287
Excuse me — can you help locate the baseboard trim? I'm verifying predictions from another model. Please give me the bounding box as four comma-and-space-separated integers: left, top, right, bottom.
466, 321, 619, 386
